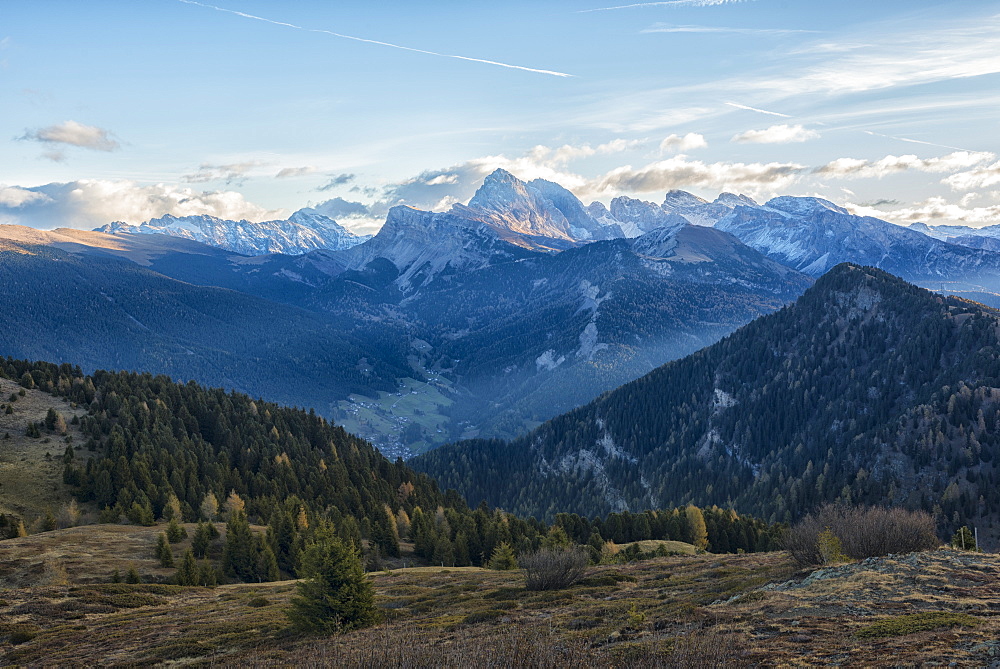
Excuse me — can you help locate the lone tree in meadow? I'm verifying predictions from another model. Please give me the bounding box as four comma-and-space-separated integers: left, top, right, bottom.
287, 525, 378, 634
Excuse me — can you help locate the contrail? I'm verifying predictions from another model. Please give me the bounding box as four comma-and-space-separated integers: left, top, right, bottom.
580, 0, 744, 13
862, 130, 970, 153
178, 0, 574, 78
724, 102, 792, 118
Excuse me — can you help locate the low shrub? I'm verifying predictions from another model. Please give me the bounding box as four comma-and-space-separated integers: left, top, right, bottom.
855, 612, 980, 639
784, 505, 939, 566
521, 546, 589, 591
462, 609, 507, 625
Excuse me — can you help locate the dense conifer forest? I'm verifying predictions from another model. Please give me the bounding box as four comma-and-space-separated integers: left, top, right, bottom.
414, 265, 1000, 541
0, 358, 780, 583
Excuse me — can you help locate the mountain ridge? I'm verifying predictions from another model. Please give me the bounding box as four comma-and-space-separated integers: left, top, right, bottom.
412, 263, 1000, 537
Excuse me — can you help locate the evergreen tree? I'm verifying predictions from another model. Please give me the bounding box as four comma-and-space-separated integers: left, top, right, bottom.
166, 517, 187, 543
487, 542, 518, 570
156, 532, 174, 567
125, 564, 141, 584
176, 548, 198, 585
192, 521, 213, 558
287, 525, 379, 634
222, 509, 254, 581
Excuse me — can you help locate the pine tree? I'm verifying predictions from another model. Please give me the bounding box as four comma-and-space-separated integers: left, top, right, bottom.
287, 525, 379, 634
197, 560, 218, 587
156, 532, 174, 567
222, 509, 254, 580
125, 564, 141, 584
192, 521, 213, 558
166, 517, 187, 543
176, 548, 198, 585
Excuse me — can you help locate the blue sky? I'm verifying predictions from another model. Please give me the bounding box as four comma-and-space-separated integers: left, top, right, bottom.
2, 0, 1000, 231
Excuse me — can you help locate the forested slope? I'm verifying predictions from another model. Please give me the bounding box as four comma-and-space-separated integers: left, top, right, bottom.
414, 264, 1000, 538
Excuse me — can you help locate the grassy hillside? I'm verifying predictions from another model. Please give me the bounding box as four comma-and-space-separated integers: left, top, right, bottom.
0, 376, 91, 527
2, 525, 998, 666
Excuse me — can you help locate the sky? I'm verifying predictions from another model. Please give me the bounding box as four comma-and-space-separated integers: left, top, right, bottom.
2, 0, 1000, 233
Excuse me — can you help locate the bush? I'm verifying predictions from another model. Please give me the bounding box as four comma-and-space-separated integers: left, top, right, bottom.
520, 546, 589, 591
784, 505, 939, 566
855, 612, 980, 639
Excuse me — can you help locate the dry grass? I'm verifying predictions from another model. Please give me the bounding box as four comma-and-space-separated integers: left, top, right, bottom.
3, 525, 1000, 666
607, 539, 697, 556
0, 376, 91, 525
0, 522, 222, 588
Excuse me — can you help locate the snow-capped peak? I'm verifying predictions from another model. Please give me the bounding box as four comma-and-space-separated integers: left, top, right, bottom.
764, 196, 848, 217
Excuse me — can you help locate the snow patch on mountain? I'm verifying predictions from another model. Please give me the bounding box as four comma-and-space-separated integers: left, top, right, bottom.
99, 209, 370, 256
536, 349, 566, 372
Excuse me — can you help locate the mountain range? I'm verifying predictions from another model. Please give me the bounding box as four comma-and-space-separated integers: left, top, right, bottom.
97, 208, 371, 256
10, 168, 1000, 460
412, 264, 1000, 539
0, 170, 815, 457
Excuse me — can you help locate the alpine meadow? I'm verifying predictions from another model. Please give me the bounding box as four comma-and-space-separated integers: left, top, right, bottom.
4, 1, 1000, 665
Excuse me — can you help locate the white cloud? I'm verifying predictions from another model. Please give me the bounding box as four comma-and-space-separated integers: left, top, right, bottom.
596, 138, 648, 154
945, 161, 1000, 191
815, 151, 995, 179
581, 155, 806, 198
0, 180, 283, 230
0, 186, 51, 208
660, 132, 707, 153
732, 124, 819, 144
846, 196, 1000, 227
20, 120, 120, 152
275, 166, 317, 179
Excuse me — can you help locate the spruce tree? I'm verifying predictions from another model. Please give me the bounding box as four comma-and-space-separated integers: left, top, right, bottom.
487, 542, 518, 570
166, 517, 187, 543
177, 548, 198, 585
222, 509, 254, 580
287, 525, 378, 634
156, 532, 174, 567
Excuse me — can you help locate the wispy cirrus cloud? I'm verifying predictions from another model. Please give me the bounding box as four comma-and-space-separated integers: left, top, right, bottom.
580, 0, 747, 13
815, 151, 994, 179
756, 13, 1000, 95
861, 130, 971, 153
183, 161, 266, 185
20, 121, 120, 161
724, 102, 791, 118
642, 23, 817, 36
733, 124, 819, 144
178, 0, 573, 78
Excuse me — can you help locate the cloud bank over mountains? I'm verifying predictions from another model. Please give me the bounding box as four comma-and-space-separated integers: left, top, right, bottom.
4, 136, 996, 233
